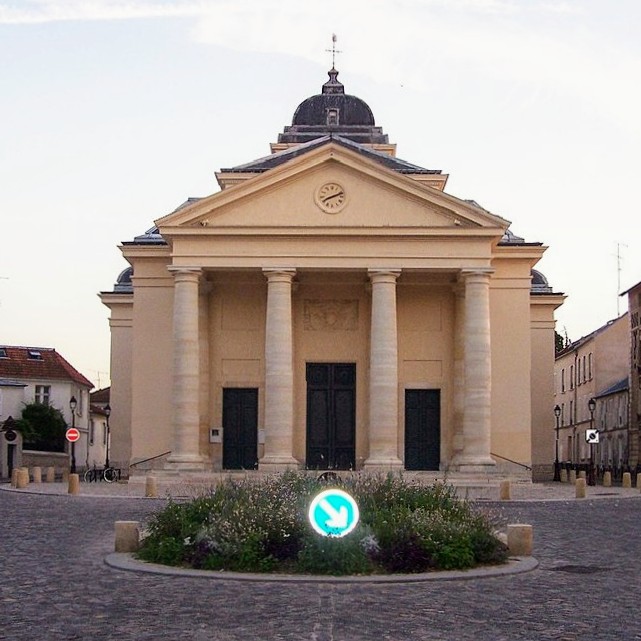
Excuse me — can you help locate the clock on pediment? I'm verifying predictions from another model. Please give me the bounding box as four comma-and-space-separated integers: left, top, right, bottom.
315, 182, 347, 213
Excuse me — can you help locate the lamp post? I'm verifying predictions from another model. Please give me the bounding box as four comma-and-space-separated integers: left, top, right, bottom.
69, 396, 77, 474
104, 404, 111, 469
553, 404, 562, 482
588, 397, 596, 486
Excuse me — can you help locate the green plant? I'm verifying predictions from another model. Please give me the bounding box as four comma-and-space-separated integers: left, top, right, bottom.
136, 472, 508, 575
18, 402, 67, 452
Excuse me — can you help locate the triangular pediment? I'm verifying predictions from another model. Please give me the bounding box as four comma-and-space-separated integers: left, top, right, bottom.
156, 141, 509, 236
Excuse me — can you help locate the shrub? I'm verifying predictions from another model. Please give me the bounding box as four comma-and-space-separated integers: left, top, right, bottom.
136, 472, 507, 575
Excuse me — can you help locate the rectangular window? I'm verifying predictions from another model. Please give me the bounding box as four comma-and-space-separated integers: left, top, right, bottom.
561, 369, 565, 393
570, 365, 574, 390
103, 421, 108, 445
588, 353, 593, 380
0, 347, 7, 358
89, 420, 95, 446
570, 400, 574, 425
577, 360, 581, 386
582, 355, 587, 383
35, 385, 51, 405
561, 403, 565, 426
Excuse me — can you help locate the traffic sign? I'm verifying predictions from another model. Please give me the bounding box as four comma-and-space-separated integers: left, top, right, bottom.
585, 429, 599, 444
66, 428, 80, 443
308, 488, 359, 538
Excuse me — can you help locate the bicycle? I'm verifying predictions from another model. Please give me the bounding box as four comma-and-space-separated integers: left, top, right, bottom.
83, 465, 120, 483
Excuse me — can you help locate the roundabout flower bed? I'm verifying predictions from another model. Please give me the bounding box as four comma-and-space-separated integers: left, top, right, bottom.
136, 472, 508, 575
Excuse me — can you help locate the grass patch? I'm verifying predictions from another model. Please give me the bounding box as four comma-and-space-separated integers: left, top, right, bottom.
136, 472, 508, 575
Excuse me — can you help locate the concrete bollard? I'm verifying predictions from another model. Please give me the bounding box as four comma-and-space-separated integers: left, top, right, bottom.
560, 468, 568, 483
16, 468, 30, 489
569, 470, 577, 484
11, 467, 19, 487
603, 471, 612, 487
32, 467, 42, 483
145, 476, 158, 498
115, 521, 141, 553
507, 524, 533, 556
45, 466, 56, 483
68, 473, 80, 495
578, 470, 586, 480
622, 472, 632, 489
499, 480, 511, 501
575, 477, 586, 499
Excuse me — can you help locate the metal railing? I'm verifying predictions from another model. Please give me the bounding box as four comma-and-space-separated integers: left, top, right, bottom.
490, 452, 532, 471
129, 450, 171, 468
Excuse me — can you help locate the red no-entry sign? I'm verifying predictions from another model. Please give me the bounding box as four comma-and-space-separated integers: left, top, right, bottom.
66, 428, 80, 443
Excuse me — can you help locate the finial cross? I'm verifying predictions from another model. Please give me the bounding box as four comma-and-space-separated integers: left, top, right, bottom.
326, 34, 342, 69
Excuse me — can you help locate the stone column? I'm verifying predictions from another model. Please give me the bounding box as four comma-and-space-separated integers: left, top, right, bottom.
260, 269, 299, 470
166, 267, 206, 469
451, 284, 465, 462
456, 269, 495, 470
364, 269, 403, 469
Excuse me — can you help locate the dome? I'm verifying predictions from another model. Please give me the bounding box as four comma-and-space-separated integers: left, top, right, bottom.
531, 269, 553, 293
278, 68, 388, 146
114, 266, 133, 293
292, 69, 375, 127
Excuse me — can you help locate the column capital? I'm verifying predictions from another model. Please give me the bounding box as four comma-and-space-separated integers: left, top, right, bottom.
368, 269, 401, 284
168, 266, 202, 279
262, 268, 297, 283
460, 268, 494, 280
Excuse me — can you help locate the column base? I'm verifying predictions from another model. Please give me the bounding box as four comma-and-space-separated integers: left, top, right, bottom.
363, 457, 404, 471
164, 454, 209, 472
258, 456, 301, 472
450, 455, 497, 473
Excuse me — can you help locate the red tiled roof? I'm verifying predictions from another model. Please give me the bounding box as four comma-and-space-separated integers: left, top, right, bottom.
90, 387, 110, 403
0, 346, 93, 389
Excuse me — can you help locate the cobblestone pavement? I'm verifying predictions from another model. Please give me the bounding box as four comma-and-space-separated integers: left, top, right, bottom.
1, 484, 641, 641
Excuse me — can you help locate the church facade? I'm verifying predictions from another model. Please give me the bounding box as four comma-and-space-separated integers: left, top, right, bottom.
101, 68, 564, 480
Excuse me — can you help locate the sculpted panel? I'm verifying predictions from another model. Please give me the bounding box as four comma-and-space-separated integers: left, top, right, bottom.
303, 300, 359, 331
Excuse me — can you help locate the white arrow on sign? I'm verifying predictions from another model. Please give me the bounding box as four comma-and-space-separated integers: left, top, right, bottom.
319, 498, 348, 529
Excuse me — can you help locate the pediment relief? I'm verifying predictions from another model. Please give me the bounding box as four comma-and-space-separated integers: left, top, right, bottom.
157, 144, 509, 235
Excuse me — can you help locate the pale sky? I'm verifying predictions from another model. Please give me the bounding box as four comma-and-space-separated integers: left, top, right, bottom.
2, 0, 640, 389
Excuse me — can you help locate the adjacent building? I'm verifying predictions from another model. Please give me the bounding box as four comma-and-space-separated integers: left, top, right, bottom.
101, 67, 564, 480
554, 315, 629, 469
0, 345, 93, 477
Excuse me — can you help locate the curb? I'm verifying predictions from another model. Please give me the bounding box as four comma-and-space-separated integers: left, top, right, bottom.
104, 553, 539, 584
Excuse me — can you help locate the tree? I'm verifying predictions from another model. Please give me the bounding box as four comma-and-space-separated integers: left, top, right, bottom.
18, 403, 67, 452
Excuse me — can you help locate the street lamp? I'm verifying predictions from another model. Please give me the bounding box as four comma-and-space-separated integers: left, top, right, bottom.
588, 397, 596, 486
69, 395, 77, 474
104, 404, 111, 469
553, 404, 562, 482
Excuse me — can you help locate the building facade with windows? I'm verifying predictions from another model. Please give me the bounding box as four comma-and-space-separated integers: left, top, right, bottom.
101, 68, 564, 480
554, 314, 629, 467
0, 346, 93, 476
623, 280, 641, 471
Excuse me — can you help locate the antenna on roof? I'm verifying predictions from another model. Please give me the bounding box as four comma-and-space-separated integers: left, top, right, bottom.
615, 242, 628, 316
326, 34, 342, 69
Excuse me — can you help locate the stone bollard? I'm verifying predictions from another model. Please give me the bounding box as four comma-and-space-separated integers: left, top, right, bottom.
115, 521, 141, 553
603, 471, 612, 487
45, 466, 56, 483
145, 476, 158, 498
575, 477, 586, 499
32, 467, 42, 483
68, 473, 80, 495
507, 524, 533, 556
560, 468, 568, 483
499, 480, 511, 501
622, 472, 632, 489
569, 469, 577, 484
578, 470, 586, 480
16, 468, 30, 489
11, 467, 19, 487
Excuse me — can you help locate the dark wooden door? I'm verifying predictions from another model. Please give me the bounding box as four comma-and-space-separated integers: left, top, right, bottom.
222, 388, 258, 470
405, 389, 440, 471
306, 363, 356, 470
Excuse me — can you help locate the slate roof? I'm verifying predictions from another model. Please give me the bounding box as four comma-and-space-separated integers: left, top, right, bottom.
220, 134, 442, 175
0, 346, 93, 388
596, 377, 629, 399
